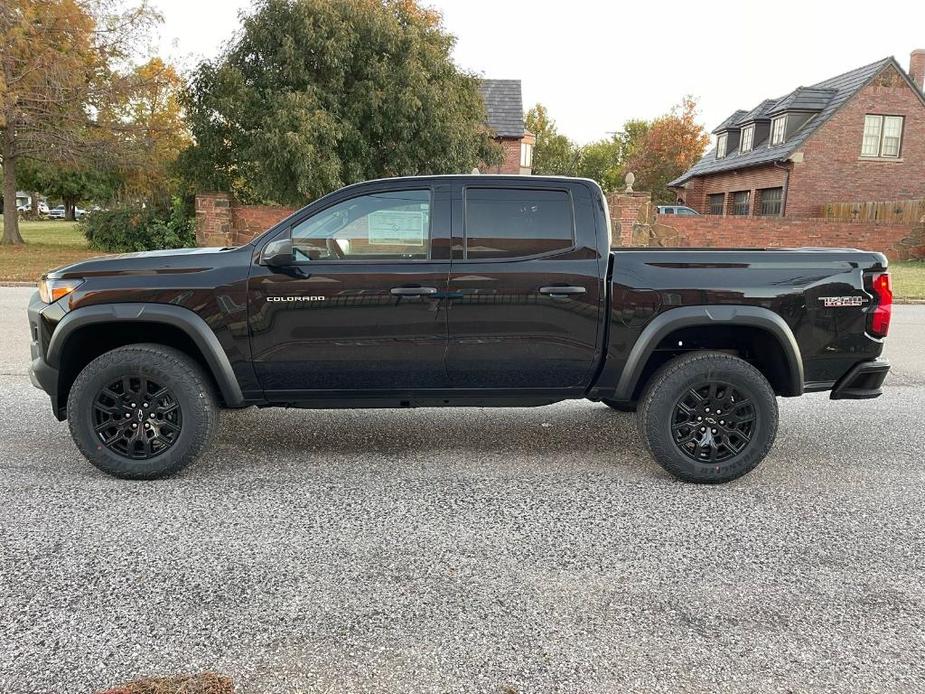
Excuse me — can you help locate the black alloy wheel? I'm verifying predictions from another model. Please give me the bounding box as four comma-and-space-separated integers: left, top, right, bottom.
671, 381, 755, 463
637, 351, 778, 484
92, 376, 183, 459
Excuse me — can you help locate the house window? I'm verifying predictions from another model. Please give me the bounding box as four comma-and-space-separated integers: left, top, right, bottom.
708, 194, 725, 215
862, 115, 904, 158
758, 187, 783, 216
770, 115, 787, 146
520, 142, 533, 169
740, 125, 754, 153
716, 133, 728, 159
731, 191, 750, 215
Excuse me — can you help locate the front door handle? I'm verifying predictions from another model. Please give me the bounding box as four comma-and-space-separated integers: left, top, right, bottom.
390, 286, 438, 296
539, 285, 587, 298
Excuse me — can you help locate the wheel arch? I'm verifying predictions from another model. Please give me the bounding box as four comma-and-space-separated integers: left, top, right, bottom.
47, 303, 245, 414
612, 306, 804, 402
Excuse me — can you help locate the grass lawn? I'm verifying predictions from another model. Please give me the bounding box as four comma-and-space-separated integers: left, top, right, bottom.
0, 215, 110, 282
891, 261, 925, 301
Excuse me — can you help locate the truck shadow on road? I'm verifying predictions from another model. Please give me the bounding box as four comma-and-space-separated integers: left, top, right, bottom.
214, 401, 642, 459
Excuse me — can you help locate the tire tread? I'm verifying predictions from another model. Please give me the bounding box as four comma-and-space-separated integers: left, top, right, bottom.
67, 343, 217, 479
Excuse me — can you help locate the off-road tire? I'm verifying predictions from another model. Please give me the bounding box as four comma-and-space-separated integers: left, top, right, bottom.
637, 351, 778, 484
67, 344, 218, 479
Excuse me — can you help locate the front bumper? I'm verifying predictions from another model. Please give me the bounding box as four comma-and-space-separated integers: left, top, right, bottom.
830, 358, 890, 400
28, 293, 64, 419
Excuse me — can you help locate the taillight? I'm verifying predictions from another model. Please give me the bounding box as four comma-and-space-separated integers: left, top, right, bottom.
868, 272, 892, 338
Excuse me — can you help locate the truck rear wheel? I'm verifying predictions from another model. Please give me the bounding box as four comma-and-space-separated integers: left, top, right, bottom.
67, 344, 218, 479
637, 351, 778, 483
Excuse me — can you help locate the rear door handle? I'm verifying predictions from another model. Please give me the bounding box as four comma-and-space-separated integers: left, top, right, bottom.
390, 286, 438, 296
539, 286, 586, 298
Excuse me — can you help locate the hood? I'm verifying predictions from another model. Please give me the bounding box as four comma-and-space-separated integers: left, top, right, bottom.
45, 246, 241, 279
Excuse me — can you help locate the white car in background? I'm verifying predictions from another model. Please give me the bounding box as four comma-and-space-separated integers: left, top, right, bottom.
48, 205, 88, 220
16, 202, 50, 215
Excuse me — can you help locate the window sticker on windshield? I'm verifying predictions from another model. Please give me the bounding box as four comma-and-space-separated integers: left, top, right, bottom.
368, 210, 426, 246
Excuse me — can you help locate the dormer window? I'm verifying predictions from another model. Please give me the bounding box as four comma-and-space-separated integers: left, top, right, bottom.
770, 115, 787, 146
740, 125, 754, 153
716, 132, 728, 159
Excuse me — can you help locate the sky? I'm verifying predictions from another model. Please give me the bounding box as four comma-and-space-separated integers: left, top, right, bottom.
153, 0, 925, 145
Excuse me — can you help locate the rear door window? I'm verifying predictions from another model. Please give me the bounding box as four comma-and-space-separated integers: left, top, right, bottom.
463, 188, 574, 260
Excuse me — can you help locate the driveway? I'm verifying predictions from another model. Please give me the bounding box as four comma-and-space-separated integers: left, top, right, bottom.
1, 286, 924, 693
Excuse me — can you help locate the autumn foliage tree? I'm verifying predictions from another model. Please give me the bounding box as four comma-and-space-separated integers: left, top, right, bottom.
103, 57, 190, 204
0, 0, 158, 244
523, 98, 709, 200
621, 96, 710, 203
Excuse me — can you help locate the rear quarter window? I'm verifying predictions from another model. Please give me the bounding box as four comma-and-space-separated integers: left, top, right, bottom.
464, 188, 574, 260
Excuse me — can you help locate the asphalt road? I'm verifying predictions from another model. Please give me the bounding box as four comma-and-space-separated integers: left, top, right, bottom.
1, 286, 924, 693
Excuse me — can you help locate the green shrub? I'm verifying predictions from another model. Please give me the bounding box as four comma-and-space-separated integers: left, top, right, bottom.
81, 198, 195, 252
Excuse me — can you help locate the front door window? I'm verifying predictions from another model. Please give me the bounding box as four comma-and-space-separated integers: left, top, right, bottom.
292, 190, 431, 261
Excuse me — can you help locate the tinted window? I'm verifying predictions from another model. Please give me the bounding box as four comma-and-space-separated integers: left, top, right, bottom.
464, 188, 574, 260
292, 190, 430, 261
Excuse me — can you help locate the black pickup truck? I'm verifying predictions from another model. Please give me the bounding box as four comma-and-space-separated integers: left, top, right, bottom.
27, 175, 892, 483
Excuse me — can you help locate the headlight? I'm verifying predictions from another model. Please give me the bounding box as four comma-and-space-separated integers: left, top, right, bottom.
38, 278, 84, 304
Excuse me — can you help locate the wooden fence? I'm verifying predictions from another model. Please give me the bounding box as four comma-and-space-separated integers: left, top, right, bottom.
822, 199, 925, 224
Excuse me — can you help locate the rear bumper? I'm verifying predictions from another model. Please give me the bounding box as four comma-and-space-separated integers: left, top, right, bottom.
830, 358, 890, 400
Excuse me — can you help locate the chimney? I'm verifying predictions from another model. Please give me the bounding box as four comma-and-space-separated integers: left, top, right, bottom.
911, 49, 925, 92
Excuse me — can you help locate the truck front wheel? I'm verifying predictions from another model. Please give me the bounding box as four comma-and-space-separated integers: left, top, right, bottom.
66, 344, 218, 479
637, 351, 778, 484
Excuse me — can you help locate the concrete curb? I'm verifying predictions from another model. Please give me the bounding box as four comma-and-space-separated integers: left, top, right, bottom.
0, 282, 35, 287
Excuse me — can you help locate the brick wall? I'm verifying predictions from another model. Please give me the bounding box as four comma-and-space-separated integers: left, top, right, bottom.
196, 193, 295, 246
652, 214, 925, 261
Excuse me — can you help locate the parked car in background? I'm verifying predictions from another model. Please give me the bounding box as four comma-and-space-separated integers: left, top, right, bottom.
657, 205, 700, 216
49, 205, 87, 220
17, 202, 50, 215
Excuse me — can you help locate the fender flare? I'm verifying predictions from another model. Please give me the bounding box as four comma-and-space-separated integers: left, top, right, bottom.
613, 305, 804, 401
47, 302, 245, 407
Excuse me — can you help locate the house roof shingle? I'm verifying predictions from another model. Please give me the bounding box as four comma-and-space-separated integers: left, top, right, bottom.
478, 79, 525, 138
671, 57, 922, 187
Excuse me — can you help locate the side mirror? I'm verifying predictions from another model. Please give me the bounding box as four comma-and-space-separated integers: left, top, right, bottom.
261, 238, 294, 267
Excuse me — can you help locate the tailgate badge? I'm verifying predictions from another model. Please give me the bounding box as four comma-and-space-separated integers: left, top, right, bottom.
819, 296, 866, 307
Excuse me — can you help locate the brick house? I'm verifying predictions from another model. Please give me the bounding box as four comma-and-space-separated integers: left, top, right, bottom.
478, 79, 534, 175
670, 51, 925, 217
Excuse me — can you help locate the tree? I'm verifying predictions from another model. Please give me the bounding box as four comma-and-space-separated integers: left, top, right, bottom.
0, 0, 158, 244
180, 0, 500, 205
525, 104, 578, 177
18, 159, 117, 219
576, 137, 623, 193
621, 97, 709, 204
102, 57, 190, 205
